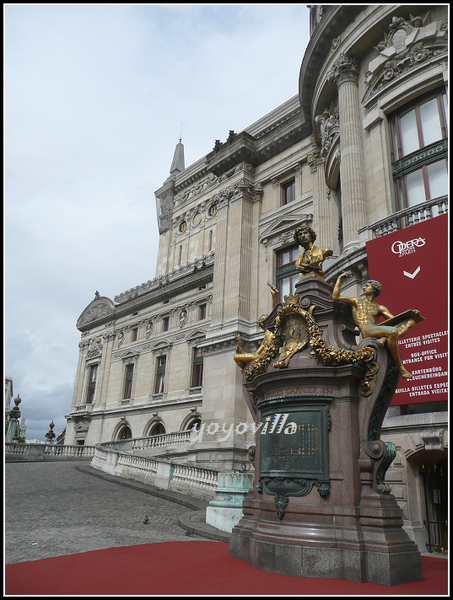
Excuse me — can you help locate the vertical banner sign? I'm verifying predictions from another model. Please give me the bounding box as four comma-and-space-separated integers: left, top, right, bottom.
366, 214, 448, 405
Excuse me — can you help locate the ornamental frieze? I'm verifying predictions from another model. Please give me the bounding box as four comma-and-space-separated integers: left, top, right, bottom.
174, 173, 218, 207
173, 163, 256, 209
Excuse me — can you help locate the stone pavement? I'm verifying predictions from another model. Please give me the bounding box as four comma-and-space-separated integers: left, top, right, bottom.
5, 461, 228, 565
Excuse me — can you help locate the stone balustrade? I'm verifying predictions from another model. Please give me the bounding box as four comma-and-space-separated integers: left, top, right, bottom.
132, 430, 194, 451
7, 432, 220, 501
90, 441, 219, 501
100, 429, 195, 453
5, 442, 96, 461
171, 463, 219, 491
359, 196, 448, 240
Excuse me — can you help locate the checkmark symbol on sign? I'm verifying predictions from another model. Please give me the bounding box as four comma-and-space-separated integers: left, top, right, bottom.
403, 266, 421, 279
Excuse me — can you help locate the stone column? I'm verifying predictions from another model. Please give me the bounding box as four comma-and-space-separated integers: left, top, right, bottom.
209, 190, 230, 327
72, 343, 87, 407
224, 182, 255, 324
202, 179, 261, 468
328, 54, 367, 250
308, 144, 337, 251
209, 180, 260, 328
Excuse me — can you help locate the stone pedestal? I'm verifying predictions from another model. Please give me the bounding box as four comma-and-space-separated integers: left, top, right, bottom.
229, 279, 422, 585
206, 472, 253, 533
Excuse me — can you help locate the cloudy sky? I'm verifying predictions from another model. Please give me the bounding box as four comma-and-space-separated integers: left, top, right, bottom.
5, 3, 311, 442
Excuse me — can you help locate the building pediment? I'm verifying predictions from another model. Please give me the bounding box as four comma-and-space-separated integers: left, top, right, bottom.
120, 350, 140, 363
260, 212, 313, 246
151, 340, 172, 353
74, 422, 89, 433
77, 294, 115, 331
187, 329, 208, 344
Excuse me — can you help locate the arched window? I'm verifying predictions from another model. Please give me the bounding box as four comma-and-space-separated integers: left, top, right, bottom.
118, 425, 132, 440
186, 418, 202, 432
149, 422, 165, 436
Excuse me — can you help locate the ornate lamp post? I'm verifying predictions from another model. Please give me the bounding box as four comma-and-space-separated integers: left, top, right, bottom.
5, 396, 21, 443
45, 420, 56, 444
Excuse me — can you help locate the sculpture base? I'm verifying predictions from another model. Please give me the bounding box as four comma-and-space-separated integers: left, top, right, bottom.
230, 532, 422, 585
231, 278, 423, 585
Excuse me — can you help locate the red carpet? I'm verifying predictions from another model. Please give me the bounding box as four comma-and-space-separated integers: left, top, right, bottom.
5, 541, 448, 596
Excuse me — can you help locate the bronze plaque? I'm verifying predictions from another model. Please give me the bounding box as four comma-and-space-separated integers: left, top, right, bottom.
257, 400, 331, 517
259, 406, 328, 479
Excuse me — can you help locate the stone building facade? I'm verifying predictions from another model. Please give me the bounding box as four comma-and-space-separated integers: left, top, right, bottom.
65, 5, 448, 554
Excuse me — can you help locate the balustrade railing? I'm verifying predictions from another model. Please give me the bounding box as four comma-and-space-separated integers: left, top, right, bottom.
360, 196, 448, 239
5, 442, 30, 456
101, 429, 195, 453
7, 432, 219, 500
5, 442, 96, 460
171, 463, 218, 490
44, 444, 96, 457
90, 441, 219, 500
116, 452, 160, 476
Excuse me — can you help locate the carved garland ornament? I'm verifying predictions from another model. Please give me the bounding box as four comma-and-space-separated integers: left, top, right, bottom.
244, 296, 377, 395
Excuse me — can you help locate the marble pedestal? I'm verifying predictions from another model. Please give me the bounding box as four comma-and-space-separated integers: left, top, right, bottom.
229, 279, 422, 585
206, 472, 253, 533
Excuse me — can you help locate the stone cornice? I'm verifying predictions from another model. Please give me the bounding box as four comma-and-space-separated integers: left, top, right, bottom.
206, 131, 256, 176
77, 255, 215, 332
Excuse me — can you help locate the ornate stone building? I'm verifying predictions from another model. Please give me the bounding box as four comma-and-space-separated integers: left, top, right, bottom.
65, 5, 448, 554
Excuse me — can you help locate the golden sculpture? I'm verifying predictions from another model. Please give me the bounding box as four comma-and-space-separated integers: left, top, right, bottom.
234, 316, 276, 370
273, 297, 310, 368
234, 277, 378, 395
239, 293, 375, 386
234, 286, 279, 370
294, 226, 333, 281
332, 271, 422, 379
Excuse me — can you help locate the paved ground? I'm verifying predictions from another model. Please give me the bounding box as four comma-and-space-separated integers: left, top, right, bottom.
5, 461, 218, 565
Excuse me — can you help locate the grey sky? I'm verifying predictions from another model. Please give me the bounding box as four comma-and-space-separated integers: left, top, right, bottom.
5, 4, 310, 442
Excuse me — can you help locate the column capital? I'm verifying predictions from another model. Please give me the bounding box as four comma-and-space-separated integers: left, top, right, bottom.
327, 53, 359, 87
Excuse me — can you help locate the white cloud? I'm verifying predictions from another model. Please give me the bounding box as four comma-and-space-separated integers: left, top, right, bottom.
5, 3, 310, 442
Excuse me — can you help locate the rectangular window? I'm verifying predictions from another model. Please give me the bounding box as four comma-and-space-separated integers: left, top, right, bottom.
192, 348, 204, 388
399, 108, 419, 156
123, 364, 134, 399
276, 245, 299, 302
199, 304, 206, 320
281, 180, 296, 205
86, 364, 98, 404
131, 327, 138, 342
154, 355, 166, 394
419, 97, 443, 146
390, 90, 448, 216
163, 316, 169, 332
392, 92, 447, 161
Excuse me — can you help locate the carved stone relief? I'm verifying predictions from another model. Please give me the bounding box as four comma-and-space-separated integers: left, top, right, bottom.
76, 295, 115, 330
363, 13, 448, 107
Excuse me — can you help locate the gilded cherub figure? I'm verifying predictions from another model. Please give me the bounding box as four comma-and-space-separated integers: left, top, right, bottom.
294, 226, 333, 281
332, 271, 420, 379
234, 285, 278, 370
